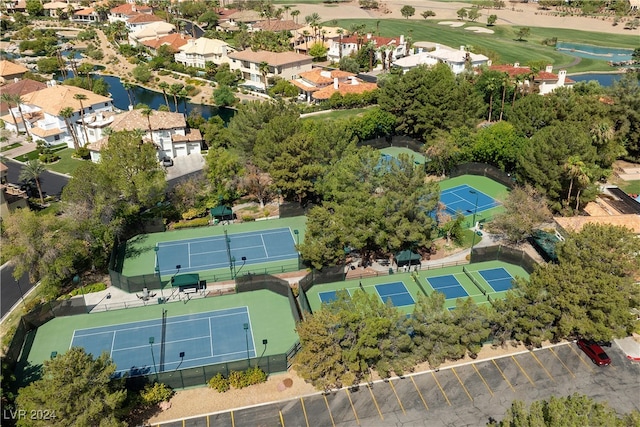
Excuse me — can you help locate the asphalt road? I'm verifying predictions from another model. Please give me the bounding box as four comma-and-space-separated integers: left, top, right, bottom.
154, 342, 640, 427
4, 158, 70, 198
0, 264, 32, 320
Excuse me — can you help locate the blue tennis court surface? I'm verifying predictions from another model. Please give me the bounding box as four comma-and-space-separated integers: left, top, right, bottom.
155, 228, 297, 275
426, 275, 469, 299
70, 308, 255, 377
375, 282, 415, 307
440, 185, 500, 217
318, 289, 351, 304
479, 268, 514, 292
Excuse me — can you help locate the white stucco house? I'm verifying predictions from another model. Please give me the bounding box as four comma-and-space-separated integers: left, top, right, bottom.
327, 34, 407, 64
174, 38, 234, 69
0, 82, 114, 147
128, 21, 176, 46
393, 44, 489, 75
228, 50, 313, 89
86, 109, 203, 162
489, 63, 575, 95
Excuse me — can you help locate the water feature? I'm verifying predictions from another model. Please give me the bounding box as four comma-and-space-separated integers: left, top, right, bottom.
57, 72, 234, 122
570, 73, 625, 86
556, 42, 633, 62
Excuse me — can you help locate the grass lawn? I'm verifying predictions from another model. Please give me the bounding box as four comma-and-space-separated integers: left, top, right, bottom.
44, 148, 86, 175
618, 180, 640, 195
328, 19, 638, 73
0, 142, 21, 152
301, 107, 371, 122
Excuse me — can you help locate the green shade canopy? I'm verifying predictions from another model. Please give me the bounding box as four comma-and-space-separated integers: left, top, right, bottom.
210, 205, 233, 220
395, 250, 421, 267
171, 273, 200, 288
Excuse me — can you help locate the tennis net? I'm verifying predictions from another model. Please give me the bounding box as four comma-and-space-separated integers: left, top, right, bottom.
462, 266, 486, 296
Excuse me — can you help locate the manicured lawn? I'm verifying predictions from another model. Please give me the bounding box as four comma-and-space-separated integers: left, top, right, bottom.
328, 19, 638, 72
301, 107, 371, 122
45, 148, 87, 175
619, 180, 640, 195
0, 142, 21, 152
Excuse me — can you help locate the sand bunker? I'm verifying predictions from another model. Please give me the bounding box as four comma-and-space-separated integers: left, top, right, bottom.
465, 26, 495, 34
438, 21, 465, 27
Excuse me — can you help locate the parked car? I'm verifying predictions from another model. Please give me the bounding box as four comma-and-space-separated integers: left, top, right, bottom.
162, 157, 173, 167
577, 339, 611, 366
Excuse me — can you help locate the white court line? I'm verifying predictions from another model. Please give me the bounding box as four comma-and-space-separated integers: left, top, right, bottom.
69, 330, 77, 349
190, 244, 264, 257
209, 317, 213, 357
260, 234, 269, 258
111, 335, 211, 353
156, 228, 292, 248
110, 331, 116, 358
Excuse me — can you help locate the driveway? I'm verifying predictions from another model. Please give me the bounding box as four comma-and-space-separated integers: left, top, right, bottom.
3, 158, 70, 198
166, 153, 205, 190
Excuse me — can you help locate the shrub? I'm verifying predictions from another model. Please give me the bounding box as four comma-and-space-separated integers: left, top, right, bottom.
39, 153, 59, 163
75, 146, 90, 159
140, 382, 174, 405
241, 215, 255, 222
228, 370, 249, 389
70, 282, 107, 296
172, 218, 210, 229
245, 366, 267, 385
181, 207, 206, 220
208, 373, 230, 392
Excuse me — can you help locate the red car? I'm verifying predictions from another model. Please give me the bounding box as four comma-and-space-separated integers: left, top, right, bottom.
577, 339, 611, 366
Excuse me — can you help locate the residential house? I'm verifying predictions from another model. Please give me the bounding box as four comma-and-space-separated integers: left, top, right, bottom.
0, 163, 28, 218
327, 34, 407, 64
43, 1, 80, 18
0, 79, 47, 116
72, 7, 102, 24
128, 21, 176, 46
108, 3, 152, 24
291, 68, 377, 102
218, 10, 265, 31
0, 82, 114, 147
1, 0, 25, 14
141, 33, 192, 56
292, 25, 342, 54
86, 109, 203, 162
489, 63, 575, 95
393, 44, 489, 75
125, 13, 164, 32
0, 60, 29, 84
174, 38, 233, 69
228, 50, 312, 89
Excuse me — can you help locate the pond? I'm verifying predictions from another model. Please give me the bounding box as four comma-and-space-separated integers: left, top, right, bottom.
570, 73, 625, 86
58, 72, 234, 122
556, 42, 633, 62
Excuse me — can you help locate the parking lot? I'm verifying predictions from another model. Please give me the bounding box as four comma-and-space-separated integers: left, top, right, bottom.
154, 342, 640, 427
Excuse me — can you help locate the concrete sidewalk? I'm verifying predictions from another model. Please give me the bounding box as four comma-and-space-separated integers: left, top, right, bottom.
615, 335, 640, 362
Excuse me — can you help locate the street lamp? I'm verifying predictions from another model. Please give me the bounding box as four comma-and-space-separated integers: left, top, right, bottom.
243, 323, 250, 365
149, 336, 159, 382
293, 229, 300, 269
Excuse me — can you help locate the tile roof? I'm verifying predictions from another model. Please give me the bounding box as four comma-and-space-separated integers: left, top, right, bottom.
109, 109, 186, 132
253, 20, 303, 32
74, 8, 95, 15
142, 33, 192, 51
298, 68, 354, 85
30, 127, 64, 137
127, 13, 163, 24
226, 10, 265, 22
178, 38, 230, 55
131, 22, 176, 39
312, 79, 377, 100
87, 136, 108, 152
20, 85, 112, 116
0, 60, 28, 77
43, 2, 74, 9
0, 79, 47, 114
172, 128, 202, 143
228, 50, 312, 66
489, 64, 575, 83
110, 3, 151, 15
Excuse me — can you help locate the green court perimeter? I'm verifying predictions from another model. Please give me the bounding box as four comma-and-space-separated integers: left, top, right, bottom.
439, 174, 510, 225
119, 216, 307, 279
27, 289, 298, 372
306, 260, 529, 313
380, 146, 426, 165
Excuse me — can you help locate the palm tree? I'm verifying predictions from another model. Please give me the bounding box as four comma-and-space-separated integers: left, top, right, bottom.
73, 93, 90, 145
484, 76, 499, 122
283, 5, 291, 20
302, 30, 310, 51
178, 88, 189, 115
19, 159, 46, 205
60, 107, 80, 151
169, 83, 184, 113
122, 81, 135, 108
158, 82, 170, 109
0, 93, 19, 133
258, 61, 270, 89
140, 107, 154, 144
564, 155, 585, 208
336, 28, 344, 60
291, 9, 300, 24
9, 93, 31, 140
511, 73, 523, 108
498, 72, 509, 121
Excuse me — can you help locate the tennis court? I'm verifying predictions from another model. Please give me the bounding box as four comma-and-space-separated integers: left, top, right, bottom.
70, 307, 256, 377
478, 267, 515, 292
375, 282, 415, 307
426, 275, 469, 299
318, 289, 351, 304
440, 185, 500, 217
155, 228, 297, 275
